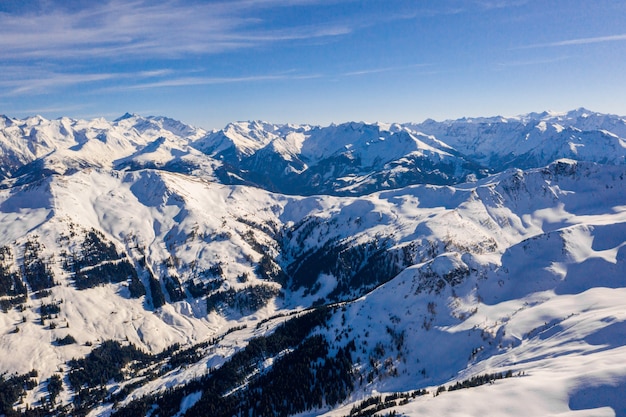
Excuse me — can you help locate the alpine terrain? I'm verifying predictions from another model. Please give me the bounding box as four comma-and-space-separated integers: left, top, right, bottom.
0, 108, 625, 417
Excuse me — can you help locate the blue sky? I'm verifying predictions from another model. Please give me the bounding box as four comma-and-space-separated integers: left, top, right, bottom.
1, 0, 625, 129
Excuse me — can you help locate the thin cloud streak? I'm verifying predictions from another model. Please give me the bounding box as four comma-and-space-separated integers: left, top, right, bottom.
10, 104, 93, 117
519, 33, 626, 49
113, 65, 438, 91
116, 73, 323, 91
0, 67, 174, 96
343, 64, 431, 77
473, 0, 529, 10
0, 0, 353, 62
0, 60, 324, 96
4, 73, 116, 96
414, 0, 528, 19
495, 56, 569, 68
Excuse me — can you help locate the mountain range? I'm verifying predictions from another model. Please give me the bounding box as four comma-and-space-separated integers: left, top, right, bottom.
0, 108, 625, 417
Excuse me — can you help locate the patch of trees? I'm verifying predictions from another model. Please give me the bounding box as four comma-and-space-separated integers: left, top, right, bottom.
175, 264, 229, 304
287, 238, 341, 291
68, 340, 148, 391
159, 325, 246, 372
285, 215, 323, 248
185, 279, 213, 298
72, 386, 108, 413
0, 254, 27, 311
0, 295, 27, 313
242, 229, 269, 254
55, 334, 77, 346
127, 273, 146, 298
46, 374, 63, 405
65, 324, 246, 414
19, 309, 330, 416
218, 228, 279, 283
347, 390, 428, 417
191, 320, 353, 416
445, 370, 514, 392
23, 238, 56, 292
0, 370, 38, 416
259, 306, 331, 350
68, 340, 149, 410
343, 370, 516, 416
112, 307, 335, 417
79, 230, 119, 266
217, 335, 355, 417
235, 216, 278, 238
204, 263, 224, 278
186, 264, 225, 296
414, 263, 470, 295
72, 260, 138, 291
148, 274, 166, 308
163, 343, 208, 371
288, 236, 410, 301
40, 302, 61, 320
330, 243, 406, 299
206, 284, 280, 314
256, 253, 287, 285
0, 246, 27, 298
63, 229, 144, 296
164, 274, 185, 302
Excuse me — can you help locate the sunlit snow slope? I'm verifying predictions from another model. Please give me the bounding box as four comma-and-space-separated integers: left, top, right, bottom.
0, 110, 624, 417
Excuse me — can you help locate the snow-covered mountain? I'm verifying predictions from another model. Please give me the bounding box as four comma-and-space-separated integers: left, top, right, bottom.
195, 108, 626, 195
410, 108, 626, 171
0, 110, 625, 417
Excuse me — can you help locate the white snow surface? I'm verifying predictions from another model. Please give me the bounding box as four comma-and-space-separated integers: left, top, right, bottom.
0, 111, 625, 416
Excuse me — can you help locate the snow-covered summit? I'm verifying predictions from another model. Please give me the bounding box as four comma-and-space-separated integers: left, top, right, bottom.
408, 108, 626, 171
1, 109, 624, 194
0, 114, 212, 183
0, 109, 625, 416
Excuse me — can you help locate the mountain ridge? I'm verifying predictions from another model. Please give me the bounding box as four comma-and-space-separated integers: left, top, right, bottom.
0, 109, 625, 416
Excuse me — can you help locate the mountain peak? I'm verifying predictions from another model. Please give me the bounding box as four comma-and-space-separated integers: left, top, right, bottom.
566, 107, 596, 117
1, 109, 626, 417
114, 112, 139, 122
0, 114, 14, 127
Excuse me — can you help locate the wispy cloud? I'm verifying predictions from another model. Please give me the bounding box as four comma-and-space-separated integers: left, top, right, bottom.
10, 104, 93, 117
0, 58, 323, 96
118, 73, 321, 90
0, 0, 352, 62
0, 0, 456, 98
115, 65, 438, 90
412, 0, 528, 18
519, 33, 626, 49
495, 56, 569, 68
342, 64, 431, 77
472, 0, 529, 10
0, 66, 173, 96
7, 73, 117, 95
138, 69, 175, 78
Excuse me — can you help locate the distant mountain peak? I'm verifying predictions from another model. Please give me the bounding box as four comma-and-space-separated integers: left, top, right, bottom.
114, 112, 140, 122
0, 109, 626, 417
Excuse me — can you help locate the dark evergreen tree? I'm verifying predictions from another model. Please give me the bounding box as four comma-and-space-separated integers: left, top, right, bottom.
127, 274, 146, 298
149, 275, 166, 308
47, 374, 63, 404
23, 239, 55, 292
55, 334, 77, 346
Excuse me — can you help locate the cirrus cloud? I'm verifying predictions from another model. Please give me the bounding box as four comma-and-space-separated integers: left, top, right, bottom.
0, 0, 352, 62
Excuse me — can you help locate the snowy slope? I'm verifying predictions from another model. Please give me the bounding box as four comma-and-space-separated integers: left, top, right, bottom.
0, 113, 213, 185
303, 161, 626, 417
0, 111, 625, 416
410, 108, 626, 170
194, 121, 480, 195
189, 110, 626, 195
